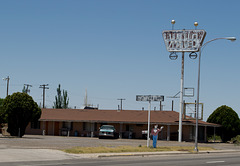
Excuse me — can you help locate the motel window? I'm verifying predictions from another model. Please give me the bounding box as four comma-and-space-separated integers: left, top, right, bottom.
62, 122, 73, 130
83, 122, 97, 131
83, 122, 86, 131
31, 121, 40, 129
94, 123, 97, 131
126, 125, 129, 131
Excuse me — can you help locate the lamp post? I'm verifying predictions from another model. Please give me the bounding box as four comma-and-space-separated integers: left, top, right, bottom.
3, 76, 10, 97
194, 37, 236, 152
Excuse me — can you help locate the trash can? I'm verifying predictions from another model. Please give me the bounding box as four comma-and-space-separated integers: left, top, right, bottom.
74, 131, 78, 136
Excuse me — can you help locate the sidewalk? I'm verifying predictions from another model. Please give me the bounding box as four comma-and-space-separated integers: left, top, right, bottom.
0, 149, 74, 163
1, 148, 240, 163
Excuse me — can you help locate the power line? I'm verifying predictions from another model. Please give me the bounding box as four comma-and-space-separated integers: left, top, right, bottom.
39, 84, 49, 108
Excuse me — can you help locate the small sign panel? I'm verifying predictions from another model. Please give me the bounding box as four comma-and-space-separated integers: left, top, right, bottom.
136, 95, 164, 102
183, 102, 203, 120
162, 30, 206, 52
184, 88, 194, 97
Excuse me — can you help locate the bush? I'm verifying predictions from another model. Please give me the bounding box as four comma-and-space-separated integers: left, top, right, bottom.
230, 135, 240, 145
2, 92, 41, 137
207, 105, 240, 142
207, 135, 222, 142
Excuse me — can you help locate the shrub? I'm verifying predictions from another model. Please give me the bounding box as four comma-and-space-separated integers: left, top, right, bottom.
230, 135, 240, 145
207, 105, 240, 142
2, 92, 41, 137
207, 135, 222, 142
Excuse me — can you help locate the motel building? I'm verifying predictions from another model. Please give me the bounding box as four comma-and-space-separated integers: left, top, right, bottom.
25, 108, 219, 142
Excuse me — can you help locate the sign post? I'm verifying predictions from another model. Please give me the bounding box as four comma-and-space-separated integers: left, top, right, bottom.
162, 27, 206, 142
147, 100, 151, 147
136, 95, 164, 147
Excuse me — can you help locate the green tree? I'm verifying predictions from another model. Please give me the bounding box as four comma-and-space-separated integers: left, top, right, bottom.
53, 84, 69, 109
62, 89, 69, 109
54, 84, 62, 108
2, 92, 41, 137
207, 105, 240, 142
0, 98, 6, 125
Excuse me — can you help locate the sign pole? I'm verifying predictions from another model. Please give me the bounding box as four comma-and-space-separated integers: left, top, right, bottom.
162, 28, 206, 143
147, 100, 151, 147
136, 95, 163, 147
178, 52, 184, 142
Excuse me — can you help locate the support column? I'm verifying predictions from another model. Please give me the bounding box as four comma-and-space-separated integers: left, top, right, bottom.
52, 121, 55, 136
42, 121, 45, 136
167, 125, 171, 141
119, 123, 123, 139
214, 127, 216, 142
91, 123, 94, 138
204, 126, 207, 142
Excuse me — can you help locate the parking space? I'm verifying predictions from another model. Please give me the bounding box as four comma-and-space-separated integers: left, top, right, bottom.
0, 134, 149, 149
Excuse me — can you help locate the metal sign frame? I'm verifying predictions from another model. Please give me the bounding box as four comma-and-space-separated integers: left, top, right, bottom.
184, 87, 194, 97
162, 29, 206, 52
136, 95, 164, 102
183, 102, 203, 120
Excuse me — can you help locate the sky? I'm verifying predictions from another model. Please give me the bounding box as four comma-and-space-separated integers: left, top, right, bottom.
0, 0, 239, 121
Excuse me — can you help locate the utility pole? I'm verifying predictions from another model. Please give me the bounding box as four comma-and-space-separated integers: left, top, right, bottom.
39, 84, 49, 108
117, 98, 125, 110
160, 101, 162, 111
3, 76, 10, 97
24, 84, 32, 94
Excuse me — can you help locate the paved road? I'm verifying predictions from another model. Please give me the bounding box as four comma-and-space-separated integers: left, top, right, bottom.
1, 152, 240, 166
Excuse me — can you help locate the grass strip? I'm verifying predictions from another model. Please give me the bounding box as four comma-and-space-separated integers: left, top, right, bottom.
62, 146, 215, 154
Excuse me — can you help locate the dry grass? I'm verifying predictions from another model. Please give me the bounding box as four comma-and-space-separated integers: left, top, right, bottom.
62, 146, 214, 154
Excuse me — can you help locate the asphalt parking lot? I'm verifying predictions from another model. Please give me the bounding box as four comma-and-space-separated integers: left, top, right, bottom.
1, 134, 240, 163
1, 134, 240, 151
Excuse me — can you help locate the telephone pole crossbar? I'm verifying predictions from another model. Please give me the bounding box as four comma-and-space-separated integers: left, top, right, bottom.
24, 84, 32, 94
39, 84, 49, 108
117, 98, 125, 110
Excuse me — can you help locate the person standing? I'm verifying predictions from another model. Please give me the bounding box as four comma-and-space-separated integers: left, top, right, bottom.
151, 125, 164, 148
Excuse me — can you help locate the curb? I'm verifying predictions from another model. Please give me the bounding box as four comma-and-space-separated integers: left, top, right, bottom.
98, 152, 187, 158
97, 150, 240, 158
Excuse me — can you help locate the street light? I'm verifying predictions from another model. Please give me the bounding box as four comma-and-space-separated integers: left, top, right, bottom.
194, 37, 236, 152
3, 76, 10, 97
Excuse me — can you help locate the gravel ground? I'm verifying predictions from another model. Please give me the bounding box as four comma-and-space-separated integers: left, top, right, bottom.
0, 134, 239, 150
